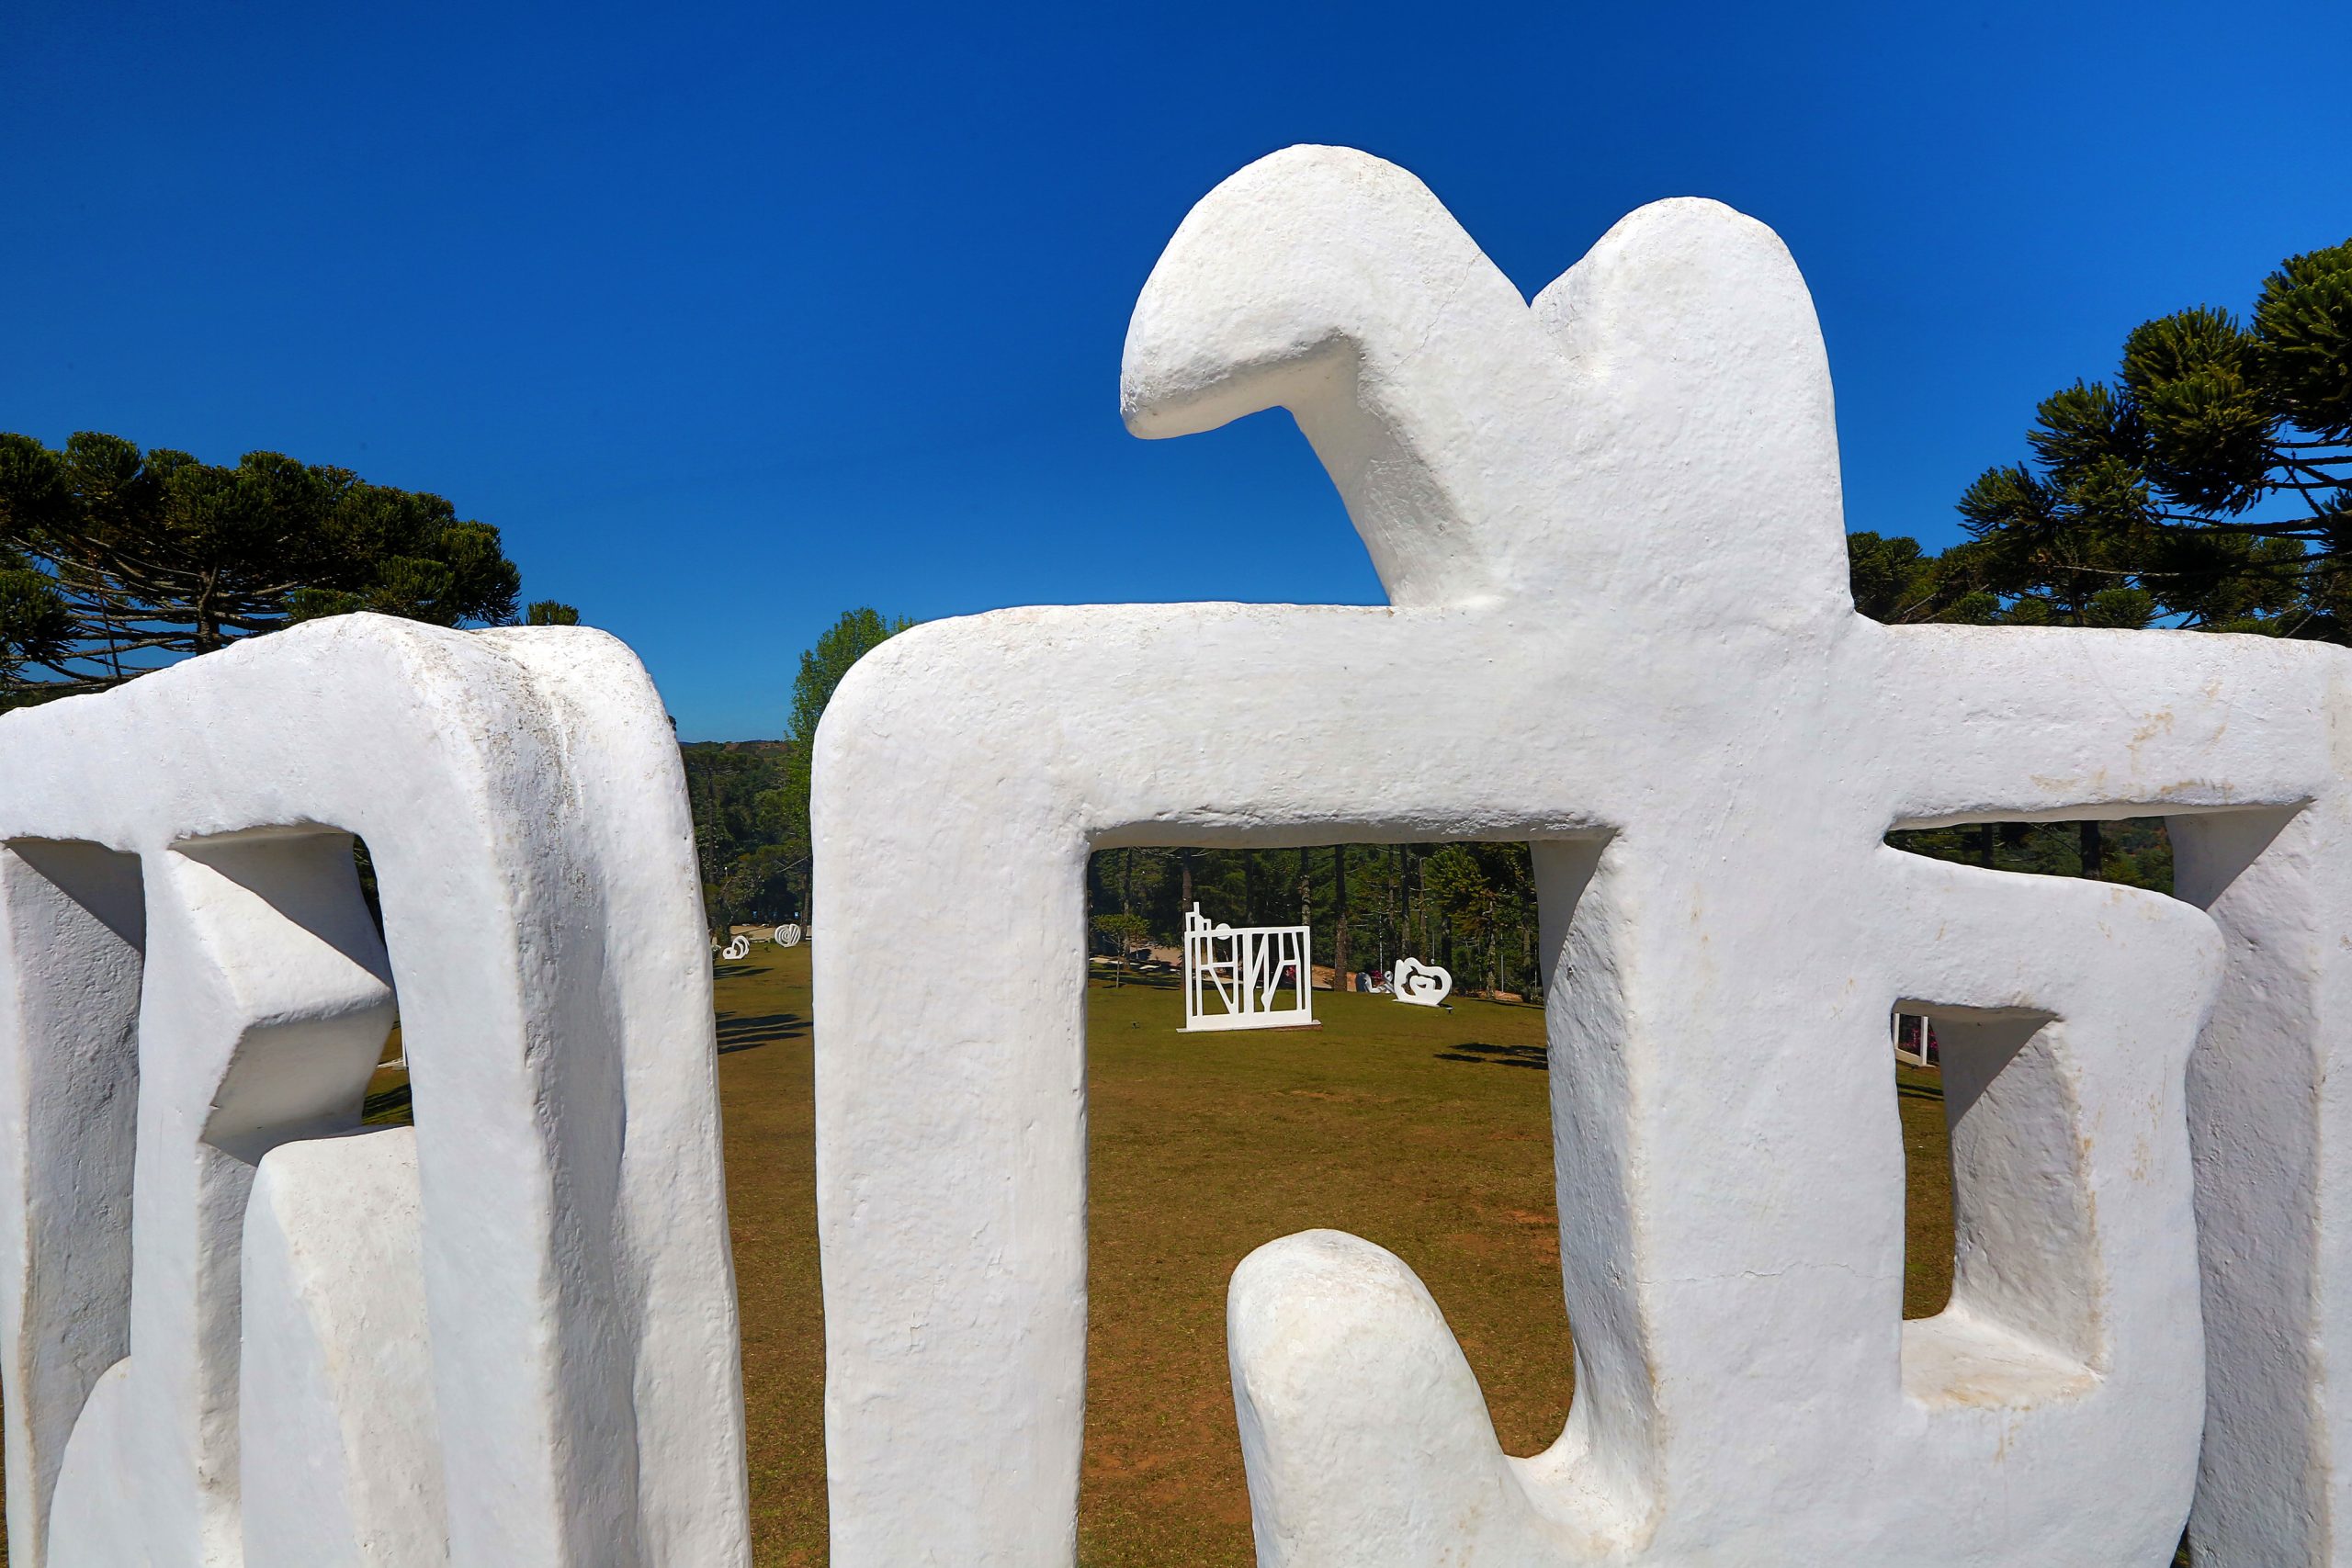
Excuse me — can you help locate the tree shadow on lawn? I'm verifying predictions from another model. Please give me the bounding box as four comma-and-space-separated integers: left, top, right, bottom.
718, 1010, 808, 1055
1435, 1041, 1548, 1069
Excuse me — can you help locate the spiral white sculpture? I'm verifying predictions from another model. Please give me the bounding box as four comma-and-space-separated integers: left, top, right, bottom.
774, 924, 803, 947
1392, 957, 1452, 1008
720, 935, 751, 962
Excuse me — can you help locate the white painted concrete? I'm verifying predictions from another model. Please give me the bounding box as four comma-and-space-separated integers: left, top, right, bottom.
0, 615, 749, 1567
241, 1127, 441, 1568
813, 145, 2352, 1566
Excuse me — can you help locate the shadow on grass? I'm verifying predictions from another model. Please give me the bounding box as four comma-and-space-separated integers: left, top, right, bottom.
719, 1010, 808, 1055
1434, 1042, 1547, 1070
362, 1082, 413, 1126
1897, 1077, 1945, 1104
1090, 970, 1182, 990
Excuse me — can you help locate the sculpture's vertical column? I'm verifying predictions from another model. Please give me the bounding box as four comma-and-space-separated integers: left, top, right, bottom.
0, 842, 144, 1565
2175, 797, 2352, 1568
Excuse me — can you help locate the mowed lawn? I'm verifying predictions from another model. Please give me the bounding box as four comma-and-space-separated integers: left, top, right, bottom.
718, 943, 1955, 1566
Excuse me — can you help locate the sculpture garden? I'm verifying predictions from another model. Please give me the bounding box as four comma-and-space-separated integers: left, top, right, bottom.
0, 57, 2345, 1557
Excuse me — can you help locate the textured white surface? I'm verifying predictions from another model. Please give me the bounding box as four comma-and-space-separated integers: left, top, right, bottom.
241, 1128, 441, 1568
815, 146, 2352, 1565
0, 615, 749, 1567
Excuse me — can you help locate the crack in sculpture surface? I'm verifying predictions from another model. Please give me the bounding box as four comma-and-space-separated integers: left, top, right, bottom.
815, 146, 2352, 1566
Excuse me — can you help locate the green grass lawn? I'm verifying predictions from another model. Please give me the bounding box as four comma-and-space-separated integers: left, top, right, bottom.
715, 944, 1956, 1565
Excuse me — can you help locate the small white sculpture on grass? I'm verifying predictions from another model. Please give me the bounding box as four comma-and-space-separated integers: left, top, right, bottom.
774, 922, 803, 947
720, 934, 752, 961
812, 143, 2352, 1568
0, 615, 749, 1568
1391, 957, 1451, 1008
1181, 904, 1313, 1032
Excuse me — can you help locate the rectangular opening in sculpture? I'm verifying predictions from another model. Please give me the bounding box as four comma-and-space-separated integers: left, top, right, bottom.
1080, 842, 1566, 1562
1890, 1007, 1954, 1321
1894, 1004, 2099, 1405
1884, 816, 2175, 894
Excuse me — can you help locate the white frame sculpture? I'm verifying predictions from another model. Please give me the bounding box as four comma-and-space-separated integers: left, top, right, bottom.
0, 615, 749, 1567
1181, 903, 1314, 1032
810, 145, 2352, 1568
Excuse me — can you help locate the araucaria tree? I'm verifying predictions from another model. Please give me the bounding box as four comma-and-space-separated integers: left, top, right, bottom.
0, 430, 548, 696
1956, 237, 2352, 637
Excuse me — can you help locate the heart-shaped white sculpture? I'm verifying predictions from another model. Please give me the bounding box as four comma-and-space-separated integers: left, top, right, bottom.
1393, 957, 1452, 1008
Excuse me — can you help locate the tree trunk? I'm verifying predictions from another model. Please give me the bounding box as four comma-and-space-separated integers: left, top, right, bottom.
1244, 853, 1258, 927
1333, 846, 1351, 989
1978, 822, 1996, 869
2080, 820, 2103, 880
1118, 849, 1133, 985
1180, 849, 1194, 919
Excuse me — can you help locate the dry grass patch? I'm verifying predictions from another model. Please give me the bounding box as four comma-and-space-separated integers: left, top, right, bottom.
718, 948, 1957, 1566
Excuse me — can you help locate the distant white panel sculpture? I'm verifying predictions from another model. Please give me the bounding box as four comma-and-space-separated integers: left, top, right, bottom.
0, 615, 749, 1568
812, 144, 2352, 1568
1391, 957, 1451, 1008
775, 922, 803, 947
1181, 904, 1313, 1032
721, 934, 752, 961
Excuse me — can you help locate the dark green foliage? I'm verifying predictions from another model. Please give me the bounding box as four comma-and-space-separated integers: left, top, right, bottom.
682, 740, 803, 934
685, 607, 913, 937
787, 607, 911, 746
1885, 817, 2174, 894
525, 600, 581, 626
0, 430, 535, 696
1845, 530, 2002, 626
778, 607, 911, 919
1952, 236, 2352, 637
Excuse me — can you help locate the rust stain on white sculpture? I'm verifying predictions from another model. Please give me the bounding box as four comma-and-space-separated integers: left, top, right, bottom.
815, 146, 2352, 1567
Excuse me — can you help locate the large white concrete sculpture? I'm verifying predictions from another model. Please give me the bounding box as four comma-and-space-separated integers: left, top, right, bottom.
0, 615, 750, 1567
814, 145, 2352, 1567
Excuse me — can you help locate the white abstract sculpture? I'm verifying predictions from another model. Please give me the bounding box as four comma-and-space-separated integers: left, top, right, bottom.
812, 144, 2352, 1568
1391, 956, 1451, 1008
0, 615, 750, 1568
774, 922, 803, 947
721, 934, 752, 961
1182, 904, 1314, 1032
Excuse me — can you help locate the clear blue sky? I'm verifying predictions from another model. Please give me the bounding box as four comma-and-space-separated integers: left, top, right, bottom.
6, 2, 2346, 738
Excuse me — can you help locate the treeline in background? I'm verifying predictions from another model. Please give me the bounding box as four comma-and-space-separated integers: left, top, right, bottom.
1088, 843, 1543, 1000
